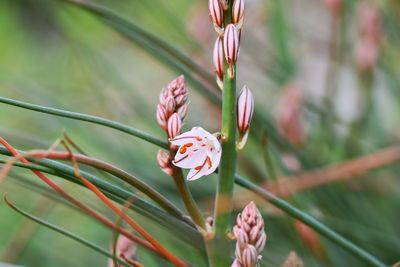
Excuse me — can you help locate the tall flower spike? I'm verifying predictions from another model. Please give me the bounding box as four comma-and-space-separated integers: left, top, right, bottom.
236, 86, 254, 149
209, 0, 224, 32
224, 24, 240, 78
232, 202, 266, 267
167, 113, 182, 139
232, 0, 245, 29
170, 127, 221, 181
213, 37, 224, 89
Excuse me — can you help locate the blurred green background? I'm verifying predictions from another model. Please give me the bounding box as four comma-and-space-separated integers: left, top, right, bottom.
0, 0, 399, 266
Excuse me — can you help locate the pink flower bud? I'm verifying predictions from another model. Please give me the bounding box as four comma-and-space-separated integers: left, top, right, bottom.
108, 235, 136, 267
213, 37, 224, 80
281, 251, 304, 267
156, 104, 168, 130
242, 245, 258, 267
177, 103, 189, 120
232, 0, 245, 27
231, 259, 241, 267
157, 150, 174, 176
232, 202, 266, 267
165, 96, 176, 116
354, 38, 378, 72
219, 0, 229, 10
167, 113, 182, 139
224, 24, 240, 67
175, 94, 188, 107
209, 0, 224, 28
237, 86, 254, 135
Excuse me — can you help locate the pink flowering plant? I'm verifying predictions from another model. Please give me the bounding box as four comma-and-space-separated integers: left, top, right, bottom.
0, 0, 396, 267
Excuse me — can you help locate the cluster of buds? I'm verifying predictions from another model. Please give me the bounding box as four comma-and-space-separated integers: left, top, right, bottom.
236, 85, 254, 149
156, 75, 189, 139
209, 0, 244, 84
156, 76, 189, 176
232, 202, 267, 267
354, 2, 381, 73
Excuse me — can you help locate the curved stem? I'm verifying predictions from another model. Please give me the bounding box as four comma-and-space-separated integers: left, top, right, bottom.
172, 166, 205, 229
22, 150, 186, 221
0, 97, 168, 149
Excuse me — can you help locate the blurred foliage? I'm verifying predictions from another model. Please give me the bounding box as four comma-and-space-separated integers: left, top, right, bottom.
0, 0, 399, 266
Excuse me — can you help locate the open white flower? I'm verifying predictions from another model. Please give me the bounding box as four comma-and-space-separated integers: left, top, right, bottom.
169, 127, 222, 181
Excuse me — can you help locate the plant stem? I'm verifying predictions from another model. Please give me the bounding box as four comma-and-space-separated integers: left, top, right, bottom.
0, 97, 168, 149
209, 3, 238, 262
172, 166, 206, 229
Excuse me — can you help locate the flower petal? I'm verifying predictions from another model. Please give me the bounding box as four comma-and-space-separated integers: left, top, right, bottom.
187, 157, 210, 181
169, 127, 207, 146
204, 148, 221, 175
173, 146, 207, 169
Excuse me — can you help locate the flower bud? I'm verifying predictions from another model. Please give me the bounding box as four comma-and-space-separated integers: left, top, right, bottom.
156, 104, 168, 130
237, 86, 254, 135
167, 113, 182, 139
232, 0, 245, 28
224, 24, 240, 67
157, 150, 174, 176
232, 202, 266, 267
177, 103, 189, 120
224, 24, 240, 78
165, 96, 176, 116
209, 0, 224, 29
219, 0, 229, 10
281, 251, 304, 267
231, 259, 241, 267
213, 37, 224, 81
242, 245, 258, 267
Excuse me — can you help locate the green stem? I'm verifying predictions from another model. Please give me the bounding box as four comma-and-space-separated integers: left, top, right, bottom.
172, 166, 206, 229
235, 175, 387, 267
209, 3, 238, 263
0, 96, 168, 149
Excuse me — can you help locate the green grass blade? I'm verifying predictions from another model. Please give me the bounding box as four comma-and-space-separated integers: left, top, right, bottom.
0, 96, 168, 149
4, 196, 132, 267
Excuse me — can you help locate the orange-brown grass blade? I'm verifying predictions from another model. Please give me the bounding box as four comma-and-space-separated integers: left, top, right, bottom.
61, 141, 188, 267
0, 137, 156, 255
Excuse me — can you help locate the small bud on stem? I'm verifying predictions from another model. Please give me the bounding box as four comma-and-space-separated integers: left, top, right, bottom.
236, 86, 254, 149
224, 24, 240, 78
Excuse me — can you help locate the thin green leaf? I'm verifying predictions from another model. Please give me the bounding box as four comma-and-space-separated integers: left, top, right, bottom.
0, 147, 205, 253
0, 96, 168, 149
4, 195, 132, 267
